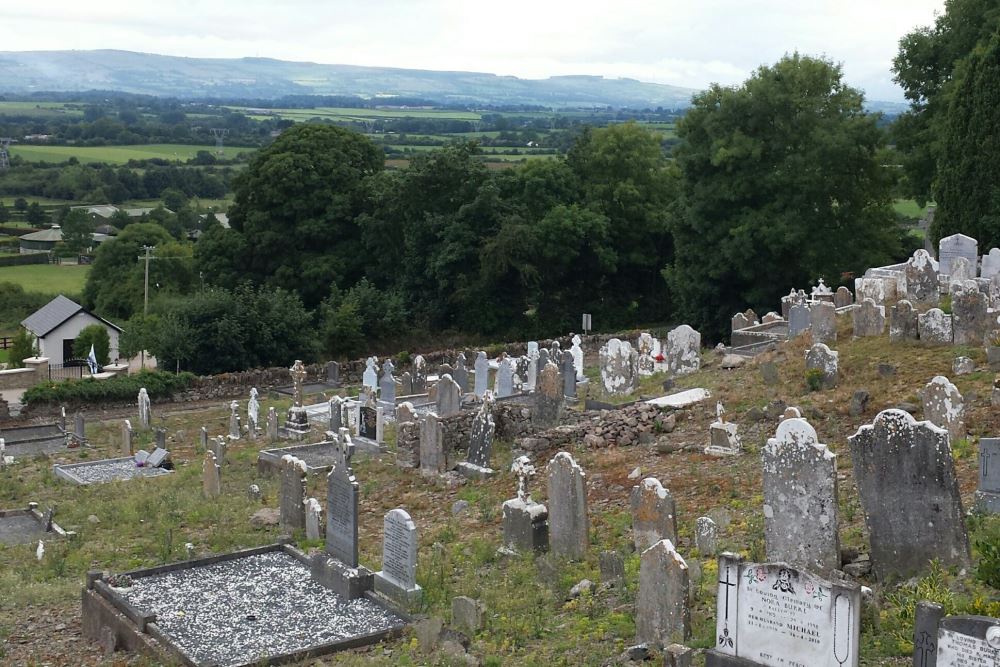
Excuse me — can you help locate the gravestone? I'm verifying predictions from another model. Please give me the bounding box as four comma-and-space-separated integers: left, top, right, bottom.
279, 454, 307, 531
630, 477, 677, 552
285, 360, 310, 437
473, 352, 489, 398
395, 401, 415, 425
951, 280, 990, 345
419, 412, 446, 475
495, 356, 514, 398
939, 233, 978, 277
462, 393, 496, 476
358, 400, 379, 441
502, 456, 549, 553
810, 301, 837, 344
695, 517, 718, 555
636, 539, 690, 647
762, 418, 840, 574
435, 374, 461, 417
706, 554, 861, 667
412, 355, 427, 393
561, 351, 577, 398
638, 331, 659, 375
453, 353, 469, 393
513, 355, 531, 392
706, 406, 741, 457
811, 281, 832, 302
326, 360, 339, 387
155, 427, 166, 450
228, 401, 241, 440
379, 360, 397, 406
600, 338, 639, 395
600, 550, 626, 588
362, 357, 378, 391
138, 388, 151, 429
762, 311, 782, 324
438, 363, 453, 379
526, 342, 539, 391
325, 430, 359, 567
919, 308, 953, 345
120, 420, 133, 456
547, 452, 589, 560
805, 343, 839, 389
202, 451, 220, 499
953, 356, 975, 376
400, 372, 413, 396
976, 437, 1000, 513
759, 361, 779, 386
209, 436, 227, 466
247, 387, 259, 435
199, 426, 208, 452
834, 286, 853, 308
890, 300, 919, 342
731, 312, 750, 332
73, 413, 85, 442
374, 508, 422, 604
787, 304, 811, 338
848, 409, 970, 580
305, 498, 323, 540
665, 325, 701, 377
328, 396, 343, 432
949, 256, 976, 283
906, 249, 940, 306
537, 348, 551, 381
570, 335, 585, 380
912, 600, 1000, 667
853, 298, 885, 337
921, 376, 966, 442
533, 361, 563, 429
266, 407, 278, 441
981, 247, 1000, 280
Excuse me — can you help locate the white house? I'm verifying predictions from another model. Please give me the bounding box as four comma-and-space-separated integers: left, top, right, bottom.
21, 295, 123, 366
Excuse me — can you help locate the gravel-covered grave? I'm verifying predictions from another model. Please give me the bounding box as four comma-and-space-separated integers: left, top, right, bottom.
53, 457, 173, 485
113, 550, 405, 666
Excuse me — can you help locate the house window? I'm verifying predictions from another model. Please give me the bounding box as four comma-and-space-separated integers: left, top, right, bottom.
63, 339, 75, 362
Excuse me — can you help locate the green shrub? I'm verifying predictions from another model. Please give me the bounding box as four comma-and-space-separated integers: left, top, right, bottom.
72, 324, 111, 365
974, 517, 1000, 589
7, 327, 36, 368
23, 370, 194, 407
940, 295, 952, 314
805, 368, 825, 392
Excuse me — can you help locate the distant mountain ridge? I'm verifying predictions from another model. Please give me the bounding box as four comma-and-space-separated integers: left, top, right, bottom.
0, 49, 699, 108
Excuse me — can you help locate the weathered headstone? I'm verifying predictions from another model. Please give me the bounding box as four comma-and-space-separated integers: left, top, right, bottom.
731, 312, 751, 332
412, 354, 427, 393
911, 600, 1000, 667
419, 412, 446, 475
452, 596, 485, 634
951, 280, 990, 345
279, 454, 307, 531
805, 343, 838, 389
495, 355, 514, 398
325, 430, 359, 567
209, 436, 227, 466
787, 304, 811, 338
395, 401, 415, 424
706, 406, 741, 457
810, 301, 837, 344
630, 477, 677, 552
665, 325, 701, 377
266, 407, 278, 441
953, 355, 975, 375
327, 396, 343, 432
285, 360, 310, 436
138, 388, 151, 429
981, 247, 1000, 280
199, 426, 208, 452
560, 350, 577, 398
202, 450, 220, 499
834, 286, 854, 308
526, 342, 540, 391
570, 335, 585, 380
921, 375, 966, 442
949, 256, 976, 283
154, 427, 166, 450
374, 508, 422, 604
305, 497, 323, 540
462, 393, 496, 475
976, 437, 1000, 513
533, 361, 563, 429
228, 400, 241, 440
706, 554, 861, 667
636, 539, 690, 647
919, 308, 954, 345
121, 420, 133, 456
473, 352, 489, 398
939, 233, 978, 277
247, 387, 259, 435
379, 359, 397, 406
600, 550, 626, 587
906, 249, 940, 306
637, 331, 659, 376
73, 412, 85, 442
435, 374, 461, 417
889, 299, 920, 342
759, 361, 779, 386
848, 409, 970, 580
546, 451, 589, 560
695, 517, 718, 555
762, 418, 840, 574
502, 456, 548, 553
453, 353, 468, 394
326, 360, 339, 387
852, 298, 885, 337
600, 338, 639, 395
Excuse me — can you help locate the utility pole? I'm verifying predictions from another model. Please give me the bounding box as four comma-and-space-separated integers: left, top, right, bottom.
137, 246, 157, 368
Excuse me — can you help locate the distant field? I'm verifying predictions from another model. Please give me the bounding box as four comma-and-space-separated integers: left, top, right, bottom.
0, 101, 82, 118
9, 143, 250, 164
894, 199, 933, 219
0, 196, 75, 207
235, 106, 483, 122
0, 263, 90, 294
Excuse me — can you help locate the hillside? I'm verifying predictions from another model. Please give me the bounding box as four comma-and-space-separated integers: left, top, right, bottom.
0, 50, 698, 108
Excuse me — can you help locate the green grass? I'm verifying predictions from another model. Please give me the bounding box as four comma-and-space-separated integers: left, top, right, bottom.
234, 106, 483, 122
0, 101, 82, 118
9, 143, 251, 165
0, 264, 89, 295
894, 199, 934, 219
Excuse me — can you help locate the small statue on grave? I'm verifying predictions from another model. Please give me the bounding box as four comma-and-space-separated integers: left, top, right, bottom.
511, 455, 537, 503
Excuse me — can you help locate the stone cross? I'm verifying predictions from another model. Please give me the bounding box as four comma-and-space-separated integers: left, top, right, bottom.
362, 357, 378, 392
379, 359, 397, 406
453, 353, 469, 393
511, 455, 536, 503
290, 359, 307, 408
546, 451, 589, 560
636, 539, 690, 647
630, 477, 677, 552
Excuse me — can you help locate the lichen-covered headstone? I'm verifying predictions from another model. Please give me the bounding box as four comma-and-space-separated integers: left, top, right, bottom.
848, 409, 970, 580
694, 517, 718, 555
852, 298, 885, 337
905, 249, 940, 306
950, 256, 976, 283
636, 539, 690, 647
600, 338, 639, 395
787, 304, 811, 338
918, 308, 953, 345
202, 450, 220, 499
805, 343, 838, 389
921, 375, 966, 442
953, 356, 975, 376
810, 301, 837, 344
630, 477, 677, 551
976, 437, 1000, 513
305, 497, 323, 540
247, 387, 259, 435
533, 361, 563, 429
889, 299, 919, 342
328, 396, 343, 432
419, 412, 446, 475
665, 325, 701, 377
762, 418, 840, 574
279, 454, 307, 531
834, 286, 853, 308
453, 353, 469, 394
546, 451, 589, 560
473, 351, 489, 398
374, 508, 422, 604
435, 374, 461, 418
466, 393, 496, 470
951, 280, 990, 345
637, 332, 658, 375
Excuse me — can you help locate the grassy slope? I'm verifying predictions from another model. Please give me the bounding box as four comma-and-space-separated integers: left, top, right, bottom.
0, 315, 997, 665
9, 144, 248, 165
0, 264, 89, 295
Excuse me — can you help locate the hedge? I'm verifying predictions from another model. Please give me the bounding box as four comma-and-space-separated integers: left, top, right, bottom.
24, 370, 195, 406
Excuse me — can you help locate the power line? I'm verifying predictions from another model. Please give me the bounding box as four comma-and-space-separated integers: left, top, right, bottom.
0, 138, 12, 170
210, 128, 229, 157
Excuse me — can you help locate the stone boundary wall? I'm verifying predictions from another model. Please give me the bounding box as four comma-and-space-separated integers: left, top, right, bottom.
517, 402, 676, 453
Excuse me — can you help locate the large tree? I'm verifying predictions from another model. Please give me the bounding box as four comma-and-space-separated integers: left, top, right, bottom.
220, 123, 384, 307
934, 31, 1000, 246
667, 54, 899, 341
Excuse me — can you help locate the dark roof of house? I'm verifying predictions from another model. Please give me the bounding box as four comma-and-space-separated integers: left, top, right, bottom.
21, 294, 124, 338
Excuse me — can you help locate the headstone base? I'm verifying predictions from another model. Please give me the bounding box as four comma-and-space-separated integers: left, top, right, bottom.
975, 490, 1000, 513
501, 498, 548, 553
352, 436, 385, 456
705, 422, 740, 457
704, 650, 766, 667
374, 572, 423, 606
283, 407, 311, 440
456, 462, 497, 480
310, 555, 373, 600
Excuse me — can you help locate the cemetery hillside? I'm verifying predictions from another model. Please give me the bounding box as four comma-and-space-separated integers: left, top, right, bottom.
3, 1, 1000, 666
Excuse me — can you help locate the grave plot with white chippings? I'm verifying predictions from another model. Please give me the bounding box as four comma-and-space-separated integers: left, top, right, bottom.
114, 550, 405, 666
53, 457, 172, 485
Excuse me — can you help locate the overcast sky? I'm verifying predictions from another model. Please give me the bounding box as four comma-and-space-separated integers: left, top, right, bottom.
3, 1, 945, 101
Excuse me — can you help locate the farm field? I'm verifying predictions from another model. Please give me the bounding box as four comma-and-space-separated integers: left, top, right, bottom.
8, 143, 250, 165
0, 263, 90, 295
233, 105, 483, 121
0, 101, 82, 118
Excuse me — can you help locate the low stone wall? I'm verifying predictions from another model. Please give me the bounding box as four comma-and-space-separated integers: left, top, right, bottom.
516, 402, 676, 452
0, 357, 48, 391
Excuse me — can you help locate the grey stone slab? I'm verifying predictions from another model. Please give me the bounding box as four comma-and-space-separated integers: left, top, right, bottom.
452, 596, 484, 634
467, 395, 496, 469
533, 362, 563, 429
436, 374, 461, 418
951, 280, 990, 345
919, 309, 953, 345
762, 418, 840, 574
630, 477, 677, 552
325, 431, 359, 568
599, 550, 625, 587
636, 539, 690, 648
912, 601, 944, 667
977, 437, 1000, 514
921, 376, 966, 442
279, 455, 307, 531
810, 301, 837, 344
561, 350, 577, 398
419, 412, 446, 475
473, 352, 489, 398
546, 452, 588, 560
805, 343, 838, 389
853, 298, 885, 337
834, 286, 853, 308
202, 451, 220, 498
453, 353, 469, 394
501, 498, 548, 553
849, 409, 970, 581
890, 300, 920, 342
374, 508, 421, 604
906, 249, 940, 306
495, 356, 514, 398
939, 233, 978, 277
787, 304, 810, 338
695, 517, 718, 556
379, 360, 396, 406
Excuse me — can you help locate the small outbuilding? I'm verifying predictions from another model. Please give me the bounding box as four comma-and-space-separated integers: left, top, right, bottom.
21, 295, 122, 366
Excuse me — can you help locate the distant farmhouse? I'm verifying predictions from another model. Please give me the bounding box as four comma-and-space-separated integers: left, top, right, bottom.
18, 225, 112, 254
21, 295, 122, 366
70, 204, 171, 219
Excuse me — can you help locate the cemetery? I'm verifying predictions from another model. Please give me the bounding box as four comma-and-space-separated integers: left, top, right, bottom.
2, 235, 1000, 666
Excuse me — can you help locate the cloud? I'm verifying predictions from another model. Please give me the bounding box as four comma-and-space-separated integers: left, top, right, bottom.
1, 0, 945, 100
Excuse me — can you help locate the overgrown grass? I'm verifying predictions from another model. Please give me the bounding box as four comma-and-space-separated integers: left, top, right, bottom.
0, 263, 89, 295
